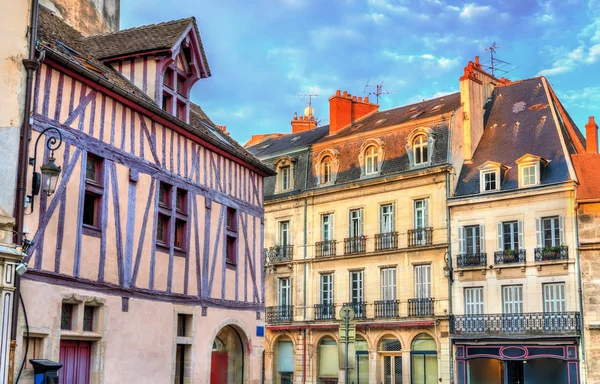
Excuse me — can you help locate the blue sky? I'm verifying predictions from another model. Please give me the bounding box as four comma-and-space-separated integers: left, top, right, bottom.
121, 0, 600, 145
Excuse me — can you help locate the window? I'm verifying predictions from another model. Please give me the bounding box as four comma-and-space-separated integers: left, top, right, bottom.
502, 285, 523, 314
412, 199, 430, 246
460, 225, 484, 255
464, 287, 484, 315
61, 303, 74, 330
162, 93, 173, 113
22, 336, 44, 370
82, 154, 103, 231
318, 338, 338, 379
350, 270, 364, 304
322, 156, 332, 184
322, 214, 333, 241
227, 207, 237, 231
365, 146, 379, 175
156, 182, 188, 252
83, 306, 95, 332
226, 207, 238, 265
279, 221, 290, 247
414, 199, 429, 229
413, 135, 428, 165
275, 157, 295, 193
537, 216, 564, 247
175, 189, 187, 212
174, 219, 186, 249
411, 334, 438, 384
277, 340, 294, 380
381, 268, 396, 300
482, 171, 497, 191
522, 165, 537, 186
278, 278, 291, 307
177, 314, 192, 337
159, 182, 172, 207
156, 213, 170, 245
543, 283, 566, 313
281, 166, 291, 191
348, 209, 364, 238
320, 273, 333, 306
414, 265, 431, 298
498, 221, 523, 251
315, 149, 340, 186
380, 204, 395, 233
161, 59, 193, 123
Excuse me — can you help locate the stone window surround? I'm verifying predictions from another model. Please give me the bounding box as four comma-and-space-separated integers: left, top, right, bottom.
515, 153, 549, 188
358, 138, 385, 178
477, 161, 510, 193
314, 149, 340, 186
273, 156, 296, 193
405, 127, 435, 168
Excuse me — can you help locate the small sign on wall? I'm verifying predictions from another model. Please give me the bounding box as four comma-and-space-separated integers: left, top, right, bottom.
256, 326, 265, 337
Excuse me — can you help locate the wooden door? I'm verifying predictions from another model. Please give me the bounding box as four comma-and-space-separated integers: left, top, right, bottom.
210, 351, 228, 384
59, 340, 91, 384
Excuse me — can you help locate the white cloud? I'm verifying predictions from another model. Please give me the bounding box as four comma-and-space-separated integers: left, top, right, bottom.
367, 0, 409, 14
559, 86, 600, 110
459, 3, 493, 20
537, 45, 599, 76
310, 26, 362, 49
365, 12, 388, 24
383, 51, 460, 70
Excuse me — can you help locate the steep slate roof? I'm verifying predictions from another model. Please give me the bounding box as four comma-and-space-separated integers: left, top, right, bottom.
321, 92, 461, 141
455, 77, 578, 196
572, 154, 600, 200
246, 125, 330, 158
37, 7, 271, 175
82, 18, 211, 76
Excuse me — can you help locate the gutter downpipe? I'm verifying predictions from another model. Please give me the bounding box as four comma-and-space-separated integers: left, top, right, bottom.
447, 109, 455, 384
303, 147, 311, 384
10, 0, 42, 382
574, 200, 586, 384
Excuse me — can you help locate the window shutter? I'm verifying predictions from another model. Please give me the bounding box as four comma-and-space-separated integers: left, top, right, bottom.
414, 266, 421, 297
348, 211, 352, 237
379, 206, 384, 234
391, 269, 396, 300
535, 218, 542, 247
518, 220, 524, 250
359, 208, 364, 236
424, 265, 431, 297
458, 226, 465, 254
497, 222, 503, 251
391, 203, 396, 231
479, 224, 485, 253
424, 198, 429, 227
559, 215, 565, 245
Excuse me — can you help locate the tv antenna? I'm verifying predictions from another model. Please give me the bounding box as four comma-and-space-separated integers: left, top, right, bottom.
483, 42, 515, 77
297, 93, 318, 117
363, 80, 398, 104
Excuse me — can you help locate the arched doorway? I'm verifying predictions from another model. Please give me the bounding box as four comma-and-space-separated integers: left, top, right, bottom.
351, 336, 369, 384
378, 335, 402, 384
210, 325, 246, 384
273, 336, 294, 384
410, 333, 437, 384
317, 336, 338, 384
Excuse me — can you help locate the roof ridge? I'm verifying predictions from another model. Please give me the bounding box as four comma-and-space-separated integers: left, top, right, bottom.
83, 16, 195, 39
378, 91, 460, 113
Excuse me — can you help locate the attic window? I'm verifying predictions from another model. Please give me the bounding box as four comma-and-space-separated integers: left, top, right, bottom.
410, 111, 424, 119
55, 40, 107, 78
407, 105, 421, 114
477, 161, 508, 193
515, 154, 547, 188
431, 104, 444, 112
375, 118, 386, 125
260, 144, 270, 149
290, 137, 300, 143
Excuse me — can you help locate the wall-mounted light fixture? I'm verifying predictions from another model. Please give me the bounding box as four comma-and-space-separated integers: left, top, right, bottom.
27, 127, 63, 214
443, 251, 453, 282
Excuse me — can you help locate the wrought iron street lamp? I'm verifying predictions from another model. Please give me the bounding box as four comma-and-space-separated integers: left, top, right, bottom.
28, 127, 63, 213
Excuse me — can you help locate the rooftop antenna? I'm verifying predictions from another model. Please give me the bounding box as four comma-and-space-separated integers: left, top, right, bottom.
297, 93, 318, 118
363, 80, 398, 104
483, 42, 514, 77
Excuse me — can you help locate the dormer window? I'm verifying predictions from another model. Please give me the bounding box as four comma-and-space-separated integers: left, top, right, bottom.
281, 166, 291, 190
477, 161, 508, 193
274, 156, 295, 193
516, 154, 548, 188
315, 149, 340, 186
322, 156, 332, 184
406, 128, 435, 167
358, 139, 385, 178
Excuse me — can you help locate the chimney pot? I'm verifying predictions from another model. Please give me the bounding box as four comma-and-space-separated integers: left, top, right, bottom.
335, 90, 341, 96
342, 91, 348, 97
585, 116, 599, 154
365, 96, 370, 103
358, 96, 363, 102
475, 56, 479, 64
352, 96, 357, 101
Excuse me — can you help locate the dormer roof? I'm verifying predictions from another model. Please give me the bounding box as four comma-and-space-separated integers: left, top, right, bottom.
477, 160, 509, 171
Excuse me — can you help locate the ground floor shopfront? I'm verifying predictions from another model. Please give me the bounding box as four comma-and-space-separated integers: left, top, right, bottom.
264, 320, 451, 384
454, 340, 580, 384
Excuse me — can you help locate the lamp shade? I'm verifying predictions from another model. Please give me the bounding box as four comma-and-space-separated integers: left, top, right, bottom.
40, 156, 62, 197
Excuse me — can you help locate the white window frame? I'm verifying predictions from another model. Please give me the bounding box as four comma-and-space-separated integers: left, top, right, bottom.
413, 135, 428, 165
365, 146, 379, 175
413, 198, 429, 229
460, 225, 484, 255
521, 164, 537, 187
497, 220, 523, 251
320, 273, 334, 305
464, 287, 484, 315
543, 283, 566, 313
481, 170, 499, 192
414, 265, 431, 298
536, 215, 564, 248
502, 285, 523, 314
278, 278, 291, 307
381, 268, 396, 301
322, 158, 332, 184
380, 203, 395, 233
350, 270, 364, 303
322, 213, 334, 241
279, 221, 290, 247
281, 166, 291, 191
349, 208, 364, 238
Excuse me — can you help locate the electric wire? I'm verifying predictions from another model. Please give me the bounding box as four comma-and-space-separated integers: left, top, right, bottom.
15, 293, 30, 384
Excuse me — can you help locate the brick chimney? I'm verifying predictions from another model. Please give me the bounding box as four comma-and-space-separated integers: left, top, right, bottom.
586, 116, 598, 154
291, 112, 317, 133
329, 90, 379, 134
460, 56, 501, 163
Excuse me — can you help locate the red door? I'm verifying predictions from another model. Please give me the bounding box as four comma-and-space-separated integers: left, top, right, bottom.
59, 340, 91, 384
210, 351, 228, 384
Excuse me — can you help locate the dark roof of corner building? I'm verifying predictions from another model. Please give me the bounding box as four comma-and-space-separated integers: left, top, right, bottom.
572, 154, 600, 200
246, 125, 330, 159
82, 17, 211, 75
37, 7, 272, 176
454, 77, 581, 197
320, 92, 461, 142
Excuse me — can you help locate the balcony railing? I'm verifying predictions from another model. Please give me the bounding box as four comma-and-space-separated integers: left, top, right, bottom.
457, 253, 487, 267
408, 227, 433, 247
264, 245, 293, 264
315, 240, 337, 258
375, 232, 399, 251
266, 306, 294, 324
374, 300, 399, 318
314, 303, 336, 321
494, 249, 526, 264
450, 312, 581, 336
408, 298, 434, 317
534, 245, 568, 261
344, 236, 367, 255
343, 301, 367, 319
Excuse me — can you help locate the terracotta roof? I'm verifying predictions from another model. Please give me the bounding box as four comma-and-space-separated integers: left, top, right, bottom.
82, 17, 211, 76
572, 154, 600, 200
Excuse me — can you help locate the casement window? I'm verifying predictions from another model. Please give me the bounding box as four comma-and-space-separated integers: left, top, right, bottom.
516, 154, 546, 188
281, 166, 291, 191
348, 208, 364, 238
161, 62, 192, 123
365, 146, 379, 175
464, 287, 484, 315
278, 277, 291, 307
459, 225, 485, 255
414, 198, 429, 229
315, 150, 340, 186
226, 207, 238, 265
175, 314, 193, 384
497, 221, 523, 251
413, 134, 429, 165
83, 305, 95, 332
380, 204, 395, 233
414, 265, 431, 298
279, 221, 290, 247
61, 303, 75, 330
381, 268, 396, 301
320, 273, 334, 306
358, 139, 385, 177
543, 283, 566, 313
521, 165, 537, 187
82, 154, 104, 232
275, 157, 295, 193
536, 216, 564, 247
502, 285, 523, 314
322, 157, 332, 184
322, 214, 334, 241
156, 182, 188, 253
482, 171, 498, 192
350, 270, 364, 303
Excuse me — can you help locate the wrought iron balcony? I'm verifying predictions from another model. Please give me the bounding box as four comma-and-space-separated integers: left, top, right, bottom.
343, 301, 367, 319
450, 312, 581, 336
408, 227, 433, 247
457, 253, 487, 267
375, 232, 399, 251
408, 298, 434, 317
264, 245, 294, 264
374, 300, 399, 318
314, 303, 336, 321
266, 306, 294, 324
534, 245, 568, 261
494, 249, 526, 264
344, 236, 367, 255
315, 240, 337, 258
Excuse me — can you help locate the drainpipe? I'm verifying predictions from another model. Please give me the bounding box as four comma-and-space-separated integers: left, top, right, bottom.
303, 199, 308, 384
446, 171, 454, 384
10, 0, 42, 382
574, 202, 586, 384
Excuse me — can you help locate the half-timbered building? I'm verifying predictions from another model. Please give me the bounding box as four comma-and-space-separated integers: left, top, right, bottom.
14, 6, 273, 384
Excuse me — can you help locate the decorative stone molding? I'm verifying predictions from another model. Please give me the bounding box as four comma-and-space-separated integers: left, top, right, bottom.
314, 149, 340, 186
406, 127, 435, 167
358, 138, 385, 178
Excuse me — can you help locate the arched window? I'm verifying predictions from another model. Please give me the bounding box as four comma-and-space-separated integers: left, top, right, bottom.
358, 139, 385, 178
322, 156, 332, 184
315, 149, 340, 186
318, 337, 338, 381
413, 135, 428, 166
365, 146, 379, 175
411, 333, 438, 384
275, 337, 294, 383
378, 336, 402, 384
